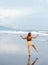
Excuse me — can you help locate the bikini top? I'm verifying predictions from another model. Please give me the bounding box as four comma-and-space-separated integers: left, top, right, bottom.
27, 36, 32, 41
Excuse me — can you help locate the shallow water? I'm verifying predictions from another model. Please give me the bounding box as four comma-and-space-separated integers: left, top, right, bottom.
0, 33, 48, 65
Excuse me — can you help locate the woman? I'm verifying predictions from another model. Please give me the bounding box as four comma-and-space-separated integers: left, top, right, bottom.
20, 32, 38, 56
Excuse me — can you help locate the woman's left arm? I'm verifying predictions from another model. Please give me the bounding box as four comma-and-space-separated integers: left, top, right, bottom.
20, 35, 27, 39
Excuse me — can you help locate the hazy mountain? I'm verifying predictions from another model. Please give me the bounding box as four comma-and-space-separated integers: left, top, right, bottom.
0, 26, 15, 31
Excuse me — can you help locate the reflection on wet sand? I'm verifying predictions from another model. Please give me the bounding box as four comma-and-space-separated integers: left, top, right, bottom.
27, 55, 38, 65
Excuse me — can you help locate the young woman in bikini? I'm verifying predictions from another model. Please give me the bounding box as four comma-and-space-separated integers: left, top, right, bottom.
20, 32, 38, 56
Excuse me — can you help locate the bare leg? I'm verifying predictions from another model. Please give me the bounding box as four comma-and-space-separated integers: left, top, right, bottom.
32, 45, 38, 53
28, 46, 30, 55
27, 55, 30, 65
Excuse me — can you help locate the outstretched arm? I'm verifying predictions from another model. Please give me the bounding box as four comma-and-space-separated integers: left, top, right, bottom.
32, 34, 39, 39
20, 35, 27, 39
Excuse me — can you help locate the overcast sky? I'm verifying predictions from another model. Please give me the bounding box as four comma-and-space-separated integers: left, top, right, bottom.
0, 0, 48, 30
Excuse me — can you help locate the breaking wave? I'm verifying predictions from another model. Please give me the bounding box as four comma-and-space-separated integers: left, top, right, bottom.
0, 30, 48, 36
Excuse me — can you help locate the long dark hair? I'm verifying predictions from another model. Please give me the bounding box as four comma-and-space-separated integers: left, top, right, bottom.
28, 32, 31, 36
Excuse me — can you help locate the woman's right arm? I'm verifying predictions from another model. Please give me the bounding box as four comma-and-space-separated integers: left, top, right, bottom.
32, 34, 39, 39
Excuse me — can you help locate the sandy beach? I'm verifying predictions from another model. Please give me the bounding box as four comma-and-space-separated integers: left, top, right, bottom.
0, 32, 48, 65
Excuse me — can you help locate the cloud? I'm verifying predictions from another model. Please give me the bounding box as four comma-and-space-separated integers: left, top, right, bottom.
0, 7, 32, 27
0, 6, 47, 21
0, 6, 48, 29
0, 6, 47, 19
0, 7, 32, 19
32, 0, 48, 3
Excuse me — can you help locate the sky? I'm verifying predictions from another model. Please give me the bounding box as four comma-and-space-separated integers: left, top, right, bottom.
0, 0, 48, 30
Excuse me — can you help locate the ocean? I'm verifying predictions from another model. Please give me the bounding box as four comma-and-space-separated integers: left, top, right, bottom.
0, 30, 48, 65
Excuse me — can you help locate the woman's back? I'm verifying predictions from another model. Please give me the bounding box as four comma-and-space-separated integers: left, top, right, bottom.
27, 36, 32, 41
26, 32, 32, 41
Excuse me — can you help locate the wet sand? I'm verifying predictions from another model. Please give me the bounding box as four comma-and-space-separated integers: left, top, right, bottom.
0, 33, 48, 65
